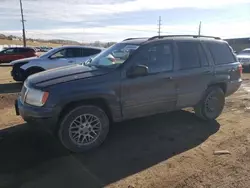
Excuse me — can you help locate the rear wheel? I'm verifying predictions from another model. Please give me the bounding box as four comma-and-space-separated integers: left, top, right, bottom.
58, 105, 109, 153
194, 86, 225, 120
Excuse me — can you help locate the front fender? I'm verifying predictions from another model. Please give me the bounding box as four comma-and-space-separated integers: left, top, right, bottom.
21, 61, 39, 70
49, 89, 122, 122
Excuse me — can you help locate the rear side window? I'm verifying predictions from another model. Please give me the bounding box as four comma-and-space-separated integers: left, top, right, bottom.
177, 42, 200, 70
197, 44, 209, 66
17, 48, 35, 53
81, 48, 101, 57
66, 48, 82, 57
207, 43, 236, 65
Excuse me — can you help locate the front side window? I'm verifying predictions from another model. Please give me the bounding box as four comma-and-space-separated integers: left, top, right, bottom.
177, 42, 201, 70
131, 43, 173, 73
50, 49, 67, 59
2, 48, 15, 54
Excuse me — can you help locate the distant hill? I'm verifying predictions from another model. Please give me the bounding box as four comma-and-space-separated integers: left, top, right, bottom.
0, 33, 80, 45
0, 33, 116, 48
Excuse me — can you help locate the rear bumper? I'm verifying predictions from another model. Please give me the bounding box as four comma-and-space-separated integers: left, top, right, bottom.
16, 97, 59, 131
225, 79, 242, 97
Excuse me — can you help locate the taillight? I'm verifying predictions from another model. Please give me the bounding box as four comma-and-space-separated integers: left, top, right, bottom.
238, 64, 243, 76
42, 92, 49, 104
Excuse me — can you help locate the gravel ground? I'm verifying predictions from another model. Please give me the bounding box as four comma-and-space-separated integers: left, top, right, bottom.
0, 65, 250, 188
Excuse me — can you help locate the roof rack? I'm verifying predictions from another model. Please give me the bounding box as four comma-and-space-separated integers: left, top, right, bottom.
123, 37, 148, 41
148, 35, 221, 41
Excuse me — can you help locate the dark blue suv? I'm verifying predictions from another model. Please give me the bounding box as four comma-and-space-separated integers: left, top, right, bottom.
15, 35, 242, 152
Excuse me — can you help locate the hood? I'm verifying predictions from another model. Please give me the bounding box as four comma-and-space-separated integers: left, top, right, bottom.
237, 54, 250, 59
10, 57, 38, 65
27, 64, 110, 87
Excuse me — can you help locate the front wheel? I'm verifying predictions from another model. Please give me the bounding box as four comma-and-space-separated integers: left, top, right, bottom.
25, 68, 43, 80
58, 105, 109, 152
194, 87, 225, 120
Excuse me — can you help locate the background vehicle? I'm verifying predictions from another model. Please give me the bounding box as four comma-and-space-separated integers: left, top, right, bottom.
10, 45, 103, 81
237, 48, 250, 71
0, 47, 37, 63
15, 35, 242, 153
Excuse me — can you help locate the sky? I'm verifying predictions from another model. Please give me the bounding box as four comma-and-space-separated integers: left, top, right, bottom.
0, 0, 250, 42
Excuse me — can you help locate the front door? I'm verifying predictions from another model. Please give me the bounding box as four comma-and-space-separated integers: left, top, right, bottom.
1, 48, 16, 62
46, 48, 76, 70
121, 42, 177, 120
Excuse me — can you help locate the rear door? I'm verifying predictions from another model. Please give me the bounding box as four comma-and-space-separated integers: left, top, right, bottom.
174, 40, 214, 108
14, 48, 26, 60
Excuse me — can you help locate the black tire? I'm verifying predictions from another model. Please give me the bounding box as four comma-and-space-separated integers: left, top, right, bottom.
194, 86, 225, 120
58, 105, 109, 153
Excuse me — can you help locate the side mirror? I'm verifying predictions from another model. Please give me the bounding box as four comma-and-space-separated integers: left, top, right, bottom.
127, 64, 149, 78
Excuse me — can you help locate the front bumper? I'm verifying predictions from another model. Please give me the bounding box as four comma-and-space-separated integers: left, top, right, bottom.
15, 97, 59, 131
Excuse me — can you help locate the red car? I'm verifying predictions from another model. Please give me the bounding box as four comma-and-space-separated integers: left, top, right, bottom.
0, 47, 37, 63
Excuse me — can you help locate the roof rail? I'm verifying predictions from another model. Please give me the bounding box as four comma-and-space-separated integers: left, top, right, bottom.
148, 35, 221, 41
123, 37, 148, 41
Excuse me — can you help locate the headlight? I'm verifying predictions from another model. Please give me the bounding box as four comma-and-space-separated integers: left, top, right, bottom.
25, 87, 49, 107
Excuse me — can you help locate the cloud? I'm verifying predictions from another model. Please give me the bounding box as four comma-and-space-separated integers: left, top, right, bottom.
1, 0, 249, 22
0, 0, 249, 41
2, 21, 250, 42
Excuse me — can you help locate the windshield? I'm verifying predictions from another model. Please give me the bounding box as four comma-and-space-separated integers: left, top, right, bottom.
87, 43, 139, 67
238, 50, 250, 55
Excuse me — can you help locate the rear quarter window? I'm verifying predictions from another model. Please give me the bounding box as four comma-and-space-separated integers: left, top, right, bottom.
81, 48, 101, 57
207, 42, 236, 65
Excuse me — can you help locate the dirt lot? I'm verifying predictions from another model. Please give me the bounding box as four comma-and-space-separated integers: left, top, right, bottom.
0, 65, 250, 188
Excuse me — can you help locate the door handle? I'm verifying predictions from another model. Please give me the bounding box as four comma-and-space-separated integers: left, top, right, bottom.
164, 76, 173, 80
203, 70, 212, 74
68, 60, 74, 63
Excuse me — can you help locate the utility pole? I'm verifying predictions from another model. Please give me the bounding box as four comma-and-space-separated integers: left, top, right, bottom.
158, 16, 162, 36
19, 0, 26, 47
198, 21, 202, 36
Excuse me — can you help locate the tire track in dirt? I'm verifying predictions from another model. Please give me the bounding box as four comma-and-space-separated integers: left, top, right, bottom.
0, 93, 19, 109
